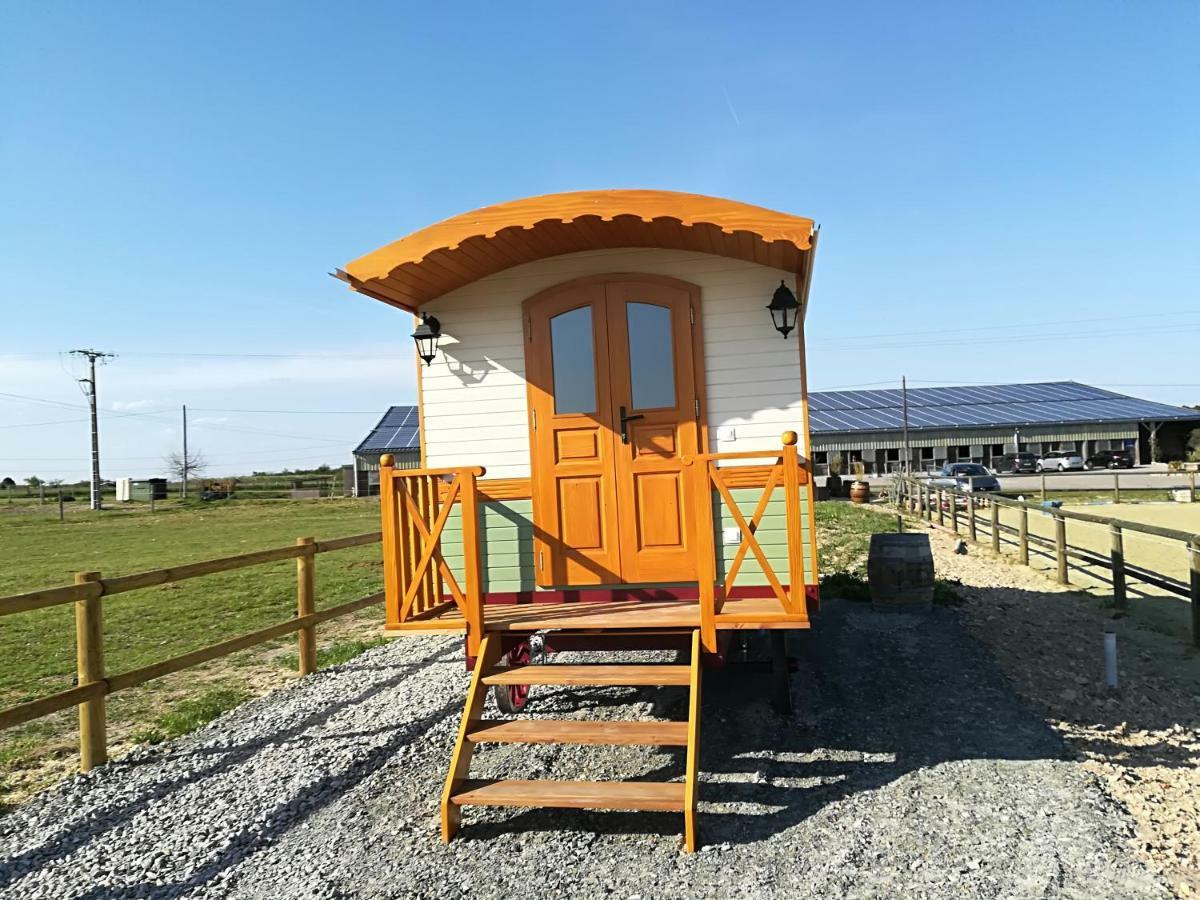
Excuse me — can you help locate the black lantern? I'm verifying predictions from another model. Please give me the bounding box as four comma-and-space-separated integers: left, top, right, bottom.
766, 281, 800, 339
411, 313, 442, 366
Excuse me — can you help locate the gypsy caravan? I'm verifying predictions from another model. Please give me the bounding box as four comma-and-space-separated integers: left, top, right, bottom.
336, 190, 820, 850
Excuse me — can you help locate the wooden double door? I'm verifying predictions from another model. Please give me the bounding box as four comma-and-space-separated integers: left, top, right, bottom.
524, 275, 704, 587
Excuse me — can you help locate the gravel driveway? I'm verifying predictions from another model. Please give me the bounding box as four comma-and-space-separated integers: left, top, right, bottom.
0, 602, 1169, 899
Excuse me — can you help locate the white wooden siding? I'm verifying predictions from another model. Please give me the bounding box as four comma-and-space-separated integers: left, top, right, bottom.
420, 249, 805, 478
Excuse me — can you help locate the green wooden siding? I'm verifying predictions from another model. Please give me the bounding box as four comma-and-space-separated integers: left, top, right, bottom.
434, 488, 814, 593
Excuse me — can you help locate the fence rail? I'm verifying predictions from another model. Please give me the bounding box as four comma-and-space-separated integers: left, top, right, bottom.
891, 476, 1200, 647
0, 531, 385, 771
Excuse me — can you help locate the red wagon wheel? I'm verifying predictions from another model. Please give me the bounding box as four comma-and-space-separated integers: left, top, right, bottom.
491, 640, 532, 714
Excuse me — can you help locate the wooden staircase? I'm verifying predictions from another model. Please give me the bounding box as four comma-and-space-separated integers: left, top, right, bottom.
441, 630, 703, 851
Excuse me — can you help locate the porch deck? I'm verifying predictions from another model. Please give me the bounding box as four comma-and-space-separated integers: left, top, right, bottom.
385, 596, 810, 635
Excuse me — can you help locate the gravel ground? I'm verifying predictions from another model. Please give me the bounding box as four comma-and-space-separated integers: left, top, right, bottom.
917, 520, 1200, 898
0, 600, 1170, 899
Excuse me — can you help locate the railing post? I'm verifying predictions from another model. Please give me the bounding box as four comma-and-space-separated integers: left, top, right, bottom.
937, 489, 945, 527
296, 537, 316, 676
924, 483, 932, 521
1055, 514, 1068, 585
967, 492, 977, 542
378, 455, 403, 627
950, 490, 959, 533
460, 468, 485, 659
1189, 539, 1200, 649
1018, 505, 1029, 565
990, 499, 1000, 553
74, 571, 107, 772
1113, 471, 1120, 504
692, 458, 719, 653
1110, 524, 1126, 610
782, 435, 804, 615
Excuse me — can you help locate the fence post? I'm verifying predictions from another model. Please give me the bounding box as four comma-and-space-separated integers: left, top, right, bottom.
967, 492, 977, 542
950, 491, 959, 534
378, 455, 403, 628
1113, 472, 1120, 504
1190, 539, 1200, 648
1040, 472, 1047, 502
74, 571, 107, 772
1018, 506, 1029, 565
1055, 515, 1068, 585
1190, 471, 1196, 503
990, 500, 1000, 553
782, 438, 805, 614
937, 490, 945, 527
296, 537, 317, 676
1110, 524, 1126, 610
460, 468, 485, 659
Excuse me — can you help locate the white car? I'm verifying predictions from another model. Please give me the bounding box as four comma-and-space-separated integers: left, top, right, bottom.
1036, 450, 1084, 472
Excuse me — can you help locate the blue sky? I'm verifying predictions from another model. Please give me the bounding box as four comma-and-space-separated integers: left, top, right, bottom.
2, 3, 1197, 480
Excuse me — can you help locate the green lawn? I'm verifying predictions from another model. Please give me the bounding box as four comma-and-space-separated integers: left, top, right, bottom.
0, 496, 893, 811
0, 498, 386, 809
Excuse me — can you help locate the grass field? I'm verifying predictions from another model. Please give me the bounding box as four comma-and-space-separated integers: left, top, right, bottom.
0, 498, 385, 809
0, 496, 890, 811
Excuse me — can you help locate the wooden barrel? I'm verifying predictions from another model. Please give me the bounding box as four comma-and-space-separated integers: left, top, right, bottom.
849, 480, 871, 504
867, 533, 934, 608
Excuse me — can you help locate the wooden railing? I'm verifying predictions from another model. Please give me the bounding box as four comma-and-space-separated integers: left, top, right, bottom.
0, 531, 384, 773
892, 475, 1200, 647
692, 432, 813, 651
378, 458, 485, 655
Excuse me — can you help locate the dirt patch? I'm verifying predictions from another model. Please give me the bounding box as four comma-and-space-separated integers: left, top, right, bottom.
911, 518, 1200, 897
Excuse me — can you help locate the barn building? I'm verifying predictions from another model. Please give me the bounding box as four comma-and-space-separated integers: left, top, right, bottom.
351, 406, 420, 495
808, 381, 1200, 476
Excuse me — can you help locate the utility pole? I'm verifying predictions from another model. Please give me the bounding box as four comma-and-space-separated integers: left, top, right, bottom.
181, 404, 189, 499
901, 375, 911, 475
70, 349, 115, 510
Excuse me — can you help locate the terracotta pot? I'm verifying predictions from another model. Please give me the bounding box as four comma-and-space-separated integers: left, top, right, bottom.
849, 480, 871, 505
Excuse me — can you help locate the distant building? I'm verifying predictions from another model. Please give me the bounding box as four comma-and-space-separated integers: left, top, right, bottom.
352, 406, 419, 496
808, 381, 1200, 475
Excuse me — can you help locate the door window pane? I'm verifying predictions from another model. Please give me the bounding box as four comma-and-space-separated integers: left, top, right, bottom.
550, 306, 596, 414
626, 302, 675, 410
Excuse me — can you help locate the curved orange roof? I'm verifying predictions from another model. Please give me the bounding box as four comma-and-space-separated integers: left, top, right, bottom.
336, 189, 816, 310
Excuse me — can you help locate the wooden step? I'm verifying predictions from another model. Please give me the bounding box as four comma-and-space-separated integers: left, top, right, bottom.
451, 778, 685, 811
467, 719, 688, 746
482, 664, 690, 687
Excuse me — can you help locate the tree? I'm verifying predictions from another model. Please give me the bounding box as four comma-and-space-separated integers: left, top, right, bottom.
164, 448, 208, 484
25, 476, 42, 488
1187, 428, 1200, 463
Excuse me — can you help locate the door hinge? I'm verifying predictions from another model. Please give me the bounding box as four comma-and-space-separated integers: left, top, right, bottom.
694, 397, 700, 418
532, 409, 537, 431
689, 305, 695, 325
525, 315, 532, 341
538, 549, 544, 571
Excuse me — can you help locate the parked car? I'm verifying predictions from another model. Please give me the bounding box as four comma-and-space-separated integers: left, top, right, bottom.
994, 452, 1038, 474
928, 462, 1002, 493
1036, 450, 1084, 472
1084, 449, 1134, 469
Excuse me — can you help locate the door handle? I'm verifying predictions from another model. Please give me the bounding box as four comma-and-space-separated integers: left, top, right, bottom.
619, 406, 644, 444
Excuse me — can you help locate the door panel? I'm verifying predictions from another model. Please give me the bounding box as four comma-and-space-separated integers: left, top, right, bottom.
605, 280, 701, 583
525, 276, 704, 587
525, 283, 622, 586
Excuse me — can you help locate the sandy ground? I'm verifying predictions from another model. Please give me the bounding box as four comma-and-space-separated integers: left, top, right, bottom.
911, 518, 1200, 897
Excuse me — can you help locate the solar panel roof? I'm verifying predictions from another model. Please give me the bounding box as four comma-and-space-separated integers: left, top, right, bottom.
808, 382, 1200, 434
355, 405, 419, 453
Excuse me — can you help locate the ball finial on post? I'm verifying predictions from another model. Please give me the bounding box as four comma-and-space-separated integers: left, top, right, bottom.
781, 430, 798, 447
380, 453, 395, 467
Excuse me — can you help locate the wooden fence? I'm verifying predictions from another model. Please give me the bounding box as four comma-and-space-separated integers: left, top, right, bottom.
0, 531, 384, 772
891, 477, 1200, 647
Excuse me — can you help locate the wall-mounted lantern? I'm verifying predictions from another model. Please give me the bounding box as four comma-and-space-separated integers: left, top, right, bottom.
411, 313, 442, 366
766, 281, 799, 339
